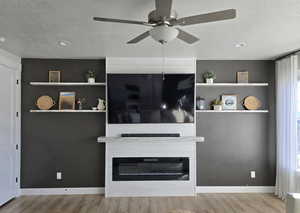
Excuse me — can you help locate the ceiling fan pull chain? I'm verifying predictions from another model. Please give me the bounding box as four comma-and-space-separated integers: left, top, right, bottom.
162, 44, 166, 78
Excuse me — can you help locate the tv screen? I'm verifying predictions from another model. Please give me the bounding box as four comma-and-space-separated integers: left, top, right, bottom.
107, 74, 195, 124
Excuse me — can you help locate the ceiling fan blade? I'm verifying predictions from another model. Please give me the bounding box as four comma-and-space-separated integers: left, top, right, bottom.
127, 31, 150, 44
176, 28, 199, 44
175, 9, 236, 26
155, 0, 173, 18
93, 17, 151, 26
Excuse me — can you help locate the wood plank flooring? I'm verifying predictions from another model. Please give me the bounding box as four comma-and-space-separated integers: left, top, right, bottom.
0, 194, 285, 213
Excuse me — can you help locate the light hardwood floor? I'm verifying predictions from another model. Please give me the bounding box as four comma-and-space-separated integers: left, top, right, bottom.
0, 194, 285, 213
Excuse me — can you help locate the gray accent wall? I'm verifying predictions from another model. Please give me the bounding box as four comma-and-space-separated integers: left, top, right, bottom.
21, 59, 106, 188
196, 61, 276, 186
21, 59, 276, 188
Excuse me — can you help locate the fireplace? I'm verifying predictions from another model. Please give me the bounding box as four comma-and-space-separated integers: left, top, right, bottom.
99, 137, 203, 197
113, 157, 189, 181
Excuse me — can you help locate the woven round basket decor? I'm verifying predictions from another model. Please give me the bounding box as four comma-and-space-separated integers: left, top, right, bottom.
243, 96, 261, 110
36, 96, 55, 110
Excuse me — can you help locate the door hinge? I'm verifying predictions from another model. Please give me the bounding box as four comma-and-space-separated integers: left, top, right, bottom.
16, 144, 19, 150
16, 177, 18, 183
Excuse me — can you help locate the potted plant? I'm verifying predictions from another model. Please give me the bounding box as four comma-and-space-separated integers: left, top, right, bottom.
211, 99, 222, 111
203, 71, 216, 84
86, 70, 96, 83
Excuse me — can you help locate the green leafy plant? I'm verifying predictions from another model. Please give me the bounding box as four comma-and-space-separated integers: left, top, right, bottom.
211, 99, 222, 106
86, 70, 96, 79
203, 71, 216, 80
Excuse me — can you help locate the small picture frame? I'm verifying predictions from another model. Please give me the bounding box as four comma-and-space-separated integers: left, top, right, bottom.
49, 71, 61, 82
59, 92, 75, 110
237, 71, 248, 83
222, 94, 237, 110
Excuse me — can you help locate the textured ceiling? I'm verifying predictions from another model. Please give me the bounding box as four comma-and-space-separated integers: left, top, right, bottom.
0, 0, 300, 59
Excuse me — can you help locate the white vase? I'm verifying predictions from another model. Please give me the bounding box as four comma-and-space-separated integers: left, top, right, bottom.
213, 105, 222, 111
206, 78, 214, 84
97, 99, 106, 111
88, 78, 95, 83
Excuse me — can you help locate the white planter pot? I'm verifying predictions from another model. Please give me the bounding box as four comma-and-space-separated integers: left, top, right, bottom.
88, 78, 95, 83
206, 78, 214, 84
213, 105, 222, 111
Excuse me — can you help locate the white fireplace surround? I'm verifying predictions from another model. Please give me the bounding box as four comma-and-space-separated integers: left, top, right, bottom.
105, 57, 196, 74
100, 57, 202, 197
98, 137, 204, 197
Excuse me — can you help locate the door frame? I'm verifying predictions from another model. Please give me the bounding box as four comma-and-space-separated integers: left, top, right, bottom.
15, 66, 21, 196
0, 49, 21, 198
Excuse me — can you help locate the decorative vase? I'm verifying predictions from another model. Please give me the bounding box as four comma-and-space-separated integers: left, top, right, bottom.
97, 98, 106, 111
78, 102, 83, 110
213, 105, 222, 111
196, 97, 206, 110
88, 77, 95, 83
206, 78, 214, 84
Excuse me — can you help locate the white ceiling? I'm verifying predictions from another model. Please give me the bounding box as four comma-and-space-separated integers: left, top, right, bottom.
0, 0, 300, 59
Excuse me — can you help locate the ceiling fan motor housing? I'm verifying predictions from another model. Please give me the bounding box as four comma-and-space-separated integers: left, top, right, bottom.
148, 10, 178, 25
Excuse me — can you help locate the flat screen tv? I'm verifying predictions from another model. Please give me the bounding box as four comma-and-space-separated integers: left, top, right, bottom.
107, 74, 195, 124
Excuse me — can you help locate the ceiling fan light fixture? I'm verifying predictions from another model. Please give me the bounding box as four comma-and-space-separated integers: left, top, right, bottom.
149, 25, 179, 44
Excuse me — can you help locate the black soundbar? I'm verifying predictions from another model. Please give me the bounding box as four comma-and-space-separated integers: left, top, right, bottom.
121, 133, 180, 137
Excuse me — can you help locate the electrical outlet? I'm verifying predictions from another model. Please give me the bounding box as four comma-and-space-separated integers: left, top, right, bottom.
56, 172, 62, 180
250, 171, 256, 179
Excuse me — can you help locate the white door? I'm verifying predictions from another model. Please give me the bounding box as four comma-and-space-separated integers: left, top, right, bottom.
0, 64, 17, 206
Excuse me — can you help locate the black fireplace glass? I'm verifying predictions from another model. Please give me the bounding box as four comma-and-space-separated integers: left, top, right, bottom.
113, 157, 189, 181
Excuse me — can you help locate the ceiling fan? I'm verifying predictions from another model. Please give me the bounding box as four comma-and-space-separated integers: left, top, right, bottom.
93, 0, 236, 44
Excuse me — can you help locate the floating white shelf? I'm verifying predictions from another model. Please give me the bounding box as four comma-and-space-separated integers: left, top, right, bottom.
30, 110, 106, 113
30, 82, 106, 86
196, 83, 269, 87
97, 136, 205, 143
196, 110, 269, 113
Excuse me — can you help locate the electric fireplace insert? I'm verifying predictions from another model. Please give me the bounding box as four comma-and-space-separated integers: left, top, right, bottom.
113, 157, 189, 181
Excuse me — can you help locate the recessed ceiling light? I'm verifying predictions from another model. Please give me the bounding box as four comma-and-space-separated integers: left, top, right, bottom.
235, 42, 247, 48
0, 37, 6, 43
58, 40, 71, 47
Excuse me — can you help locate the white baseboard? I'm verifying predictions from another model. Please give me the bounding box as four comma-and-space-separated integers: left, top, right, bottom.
21, 186, 275, 196
196, 186, 275, 193
21, 187, 105, 195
